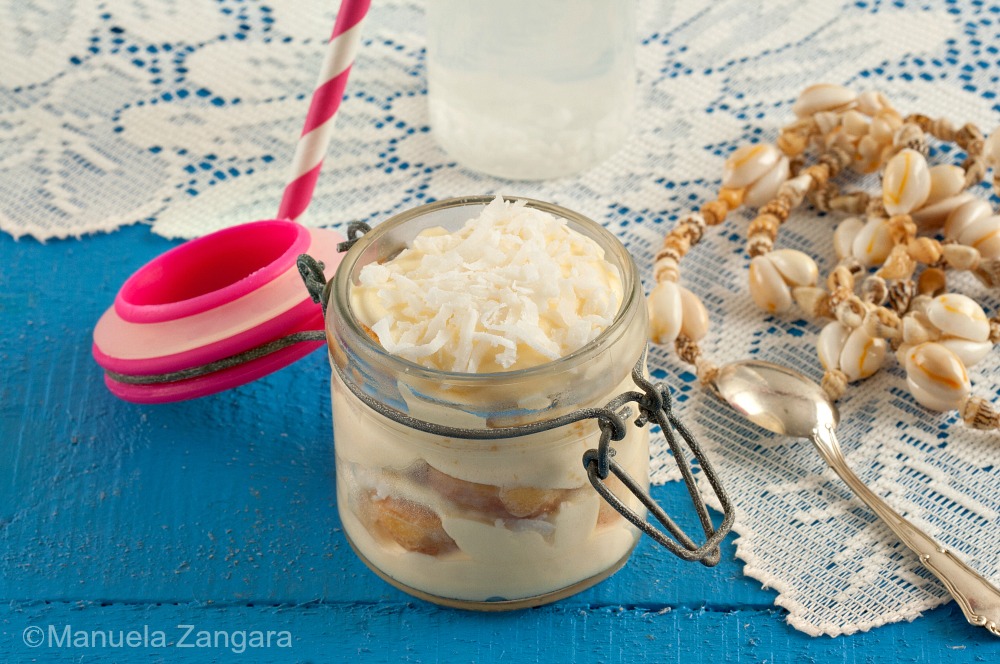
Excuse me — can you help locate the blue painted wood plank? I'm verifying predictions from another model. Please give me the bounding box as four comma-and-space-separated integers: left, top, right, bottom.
0, 227, 771, 609
0, 601, 995, 663
3, 228, 1000, 662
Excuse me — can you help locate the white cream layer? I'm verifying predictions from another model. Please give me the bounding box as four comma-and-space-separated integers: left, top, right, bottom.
350, 196, 623, 373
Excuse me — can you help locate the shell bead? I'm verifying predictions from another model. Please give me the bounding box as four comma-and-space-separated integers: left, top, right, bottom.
856, 90, 893, 116
767, 249, 819, 288
817, 321, 851, 371
678, 286, 710, 341
879, 255, 912, 289
748, 250, 819, 314
855, 135, 883, 173
958, 215, 1000, 260
909, 294, 932, 315
851, 216, 894, 266
892, 123, 926, 156
744, 156, 791, 208
842, 110, 870, 137
962, 396, 1000, 430
901, 311, 939, 345
984, 130, 1000, 168
907, 237, 942, 266
833, 217, 864, 259
647, 281, 683, 345
834, 296, 867, 329
777, 174, 812, 207
722, 144, 781, 190
910, 191, 975, 231
653, 256, 680, 283
943, 198, 991, 240
749, 255, 793, 313
917, 266, 946, 296
840, 327, 888, 382
816, 322, 887, 381
904, 342, 971, 411
870, 114, 899, 142
792, 83, 857, 118
938, 338, 993, 368
940, 243, 981, 271
908, 131, 965, 225
924, 164, 965, 206
925, 293, 990, 342
793, 286, 830, 317
862, 305, 900, 340
882, 149, 931, 215
861, 275, 890, 306
814, 111, 840, 136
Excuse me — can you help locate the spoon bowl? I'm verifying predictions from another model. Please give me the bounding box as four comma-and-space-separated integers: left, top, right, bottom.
712, 360, 837, 438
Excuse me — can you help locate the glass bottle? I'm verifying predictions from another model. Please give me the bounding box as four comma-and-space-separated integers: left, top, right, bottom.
426, 1, 637, 180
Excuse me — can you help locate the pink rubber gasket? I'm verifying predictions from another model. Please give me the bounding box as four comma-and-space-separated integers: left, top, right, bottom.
93, 225, 344, 376
93, 221, 343, 403
115, 220, 311, 324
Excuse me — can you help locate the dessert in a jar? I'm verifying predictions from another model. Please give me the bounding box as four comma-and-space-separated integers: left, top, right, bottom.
326, 195, 650, 609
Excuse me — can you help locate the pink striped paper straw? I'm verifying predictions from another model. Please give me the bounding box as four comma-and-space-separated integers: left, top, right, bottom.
277, 0, 371, 222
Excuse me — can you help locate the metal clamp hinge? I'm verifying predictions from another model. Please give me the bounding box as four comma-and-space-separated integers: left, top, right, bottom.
583, 356, 735, 566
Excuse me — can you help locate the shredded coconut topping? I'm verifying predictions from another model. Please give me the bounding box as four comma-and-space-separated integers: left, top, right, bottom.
351, 196, 624, 373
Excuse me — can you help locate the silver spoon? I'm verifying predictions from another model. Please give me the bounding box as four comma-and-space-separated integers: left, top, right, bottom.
712, 359, 1000, 637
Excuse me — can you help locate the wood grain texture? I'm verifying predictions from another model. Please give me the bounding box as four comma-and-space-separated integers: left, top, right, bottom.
2, 228, 999, 662
0, 601, 995, 663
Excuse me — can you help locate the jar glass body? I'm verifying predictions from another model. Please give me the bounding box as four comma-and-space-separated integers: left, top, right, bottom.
327, 196, 649, 609
426, 0, 636, 180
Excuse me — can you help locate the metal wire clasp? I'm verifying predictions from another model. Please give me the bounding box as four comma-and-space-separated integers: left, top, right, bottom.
297, 222, 372, 317
583, 356, 734, 566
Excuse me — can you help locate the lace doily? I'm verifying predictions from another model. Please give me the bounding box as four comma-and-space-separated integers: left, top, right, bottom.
4, 0, 999, 637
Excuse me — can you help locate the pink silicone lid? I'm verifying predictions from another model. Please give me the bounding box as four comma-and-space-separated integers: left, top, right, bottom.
114, 220, 312, 324
92, 219, 344, 403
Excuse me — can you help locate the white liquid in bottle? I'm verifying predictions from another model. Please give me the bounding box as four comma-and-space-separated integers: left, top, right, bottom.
426, 0, 636, 180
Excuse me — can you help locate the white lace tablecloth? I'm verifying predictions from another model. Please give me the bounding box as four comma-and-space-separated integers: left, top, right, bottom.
4, 0, 999, 637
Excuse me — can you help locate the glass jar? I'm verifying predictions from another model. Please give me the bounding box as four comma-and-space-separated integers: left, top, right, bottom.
326, 196, 649, 609
426, 0, 637, 180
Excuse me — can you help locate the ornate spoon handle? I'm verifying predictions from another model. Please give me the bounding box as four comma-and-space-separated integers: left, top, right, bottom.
811, 426, 1000, 637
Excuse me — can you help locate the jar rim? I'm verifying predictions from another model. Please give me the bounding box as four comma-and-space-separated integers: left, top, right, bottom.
331, 195, 643, 386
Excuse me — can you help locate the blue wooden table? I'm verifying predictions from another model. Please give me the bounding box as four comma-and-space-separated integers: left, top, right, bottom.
3, 224, 999, 663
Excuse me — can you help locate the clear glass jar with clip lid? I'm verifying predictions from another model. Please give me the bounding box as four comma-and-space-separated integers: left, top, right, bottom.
91, 193, 732, 609
324, 196, 732, 609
